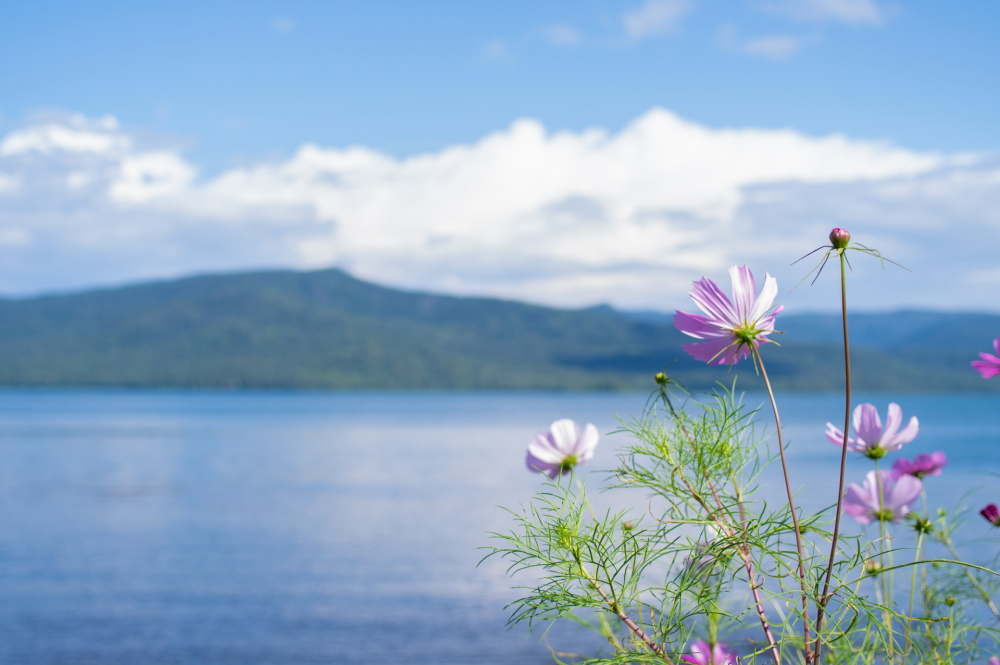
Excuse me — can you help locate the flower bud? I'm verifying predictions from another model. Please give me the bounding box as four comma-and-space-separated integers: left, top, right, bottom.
981, 503, 1000, 526
829, 228, 851, 249
655, 372, 667, 385
864, 560, 882, 576
944, 596, 956, 606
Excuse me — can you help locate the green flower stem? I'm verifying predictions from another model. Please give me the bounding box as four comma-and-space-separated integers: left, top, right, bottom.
939, 535, 1000, 622
659, 393, 783, 665
905, 528, 925, 654
812, 249, 852, 664
576, 561, 672, 660
750, 345, 812, 660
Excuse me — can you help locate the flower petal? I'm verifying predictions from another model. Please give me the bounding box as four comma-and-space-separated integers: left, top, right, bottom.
689, 277, 737, 326
574, 423, 600, 462
728, 265, 757, 323
548, 419, 580, 451
852, 403, 882, 449
747, 272, 779, 325
674, 310, 729, 340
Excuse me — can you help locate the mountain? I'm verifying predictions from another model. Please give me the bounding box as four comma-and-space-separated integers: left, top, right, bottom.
0, 268, 995, 391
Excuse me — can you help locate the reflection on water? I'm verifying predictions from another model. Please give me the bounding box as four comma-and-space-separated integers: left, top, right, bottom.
0, 390, 995, 664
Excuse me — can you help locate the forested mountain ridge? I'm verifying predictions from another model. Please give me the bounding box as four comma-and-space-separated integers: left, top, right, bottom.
0, 268, 995, 391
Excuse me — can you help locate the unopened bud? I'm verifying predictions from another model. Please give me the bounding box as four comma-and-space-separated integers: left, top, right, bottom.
829, 228, 851, 249
655, 372, 667, 385
981, 503, 1000, 526
944, 596, 956, 607
864, 560, 882, 576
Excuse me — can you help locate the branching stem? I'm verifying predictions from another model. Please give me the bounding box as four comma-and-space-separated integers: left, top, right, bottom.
751, 345, 812, 661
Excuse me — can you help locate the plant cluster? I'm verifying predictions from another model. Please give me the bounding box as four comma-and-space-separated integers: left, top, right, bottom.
488, 230, 1000, 664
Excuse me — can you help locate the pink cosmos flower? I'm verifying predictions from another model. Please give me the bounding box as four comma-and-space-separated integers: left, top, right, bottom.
825, 403, 919, 460
981, 503, 1000, 527
680, 640, 737, 665
989, 656, 1000, 665
525, 419, 599, 479
674, 265, 783, 365
843, 470, 923, 525
892, 452, 947, 479
972, 337, 1000, 379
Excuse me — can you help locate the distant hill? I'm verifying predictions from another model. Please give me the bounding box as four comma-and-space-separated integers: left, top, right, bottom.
0, 268, 996, 391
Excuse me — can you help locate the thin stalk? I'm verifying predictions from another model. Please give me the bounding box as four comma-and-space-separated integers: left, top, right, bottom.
660, 392, 783, 665
905, 529, 925, 649
580, 564, 672, 660
750, 346, 811, 660
940, 537, 1000, 622
813, 250, 852, 663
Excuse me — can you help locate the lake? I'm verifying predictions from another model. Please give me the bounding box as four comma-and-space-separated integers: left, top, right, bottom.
0, 389, 996, 664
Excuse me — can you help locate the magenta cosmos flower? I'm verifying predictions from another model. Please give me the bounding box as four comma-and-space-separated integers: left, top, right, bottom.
892, 452, 947, 479
981, 503, 1000, 527
825, 403, 919, 460
843, 470, 922, 524
680, 640, 737, 665
525, 419, 599, 479
674, 265, 783, 365
972, 337, 1000, 379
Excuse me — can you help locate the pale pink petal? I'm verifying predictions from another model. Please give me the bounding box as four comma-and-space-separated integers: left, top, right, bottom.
747, 272, 779, 324
674, 310, 730, 339
525, 431, 565, 464
887, 474, 923, 519
548, 419, 580, 451
689, 277, 737, 326
728, 265, 757, 322
885, 415, 919, 450
574, 423, 600, 462
683, 337, 746, 365
826, 422, 848, 446
852, 404, 882, 449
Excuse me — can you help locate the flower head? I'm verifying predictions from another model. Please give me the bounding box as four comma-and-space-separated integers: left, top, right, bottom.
681, 640, 737, 665
989, 656, 1000, 665
892, 452, 947, 479
826, 403, 919, 460
674, 265, 783, 365
829, 227, 851, 249
981, 503, 1000, 527
843, 469, 922, 525
972, 337, 1000, 379
525, 419, 598, 479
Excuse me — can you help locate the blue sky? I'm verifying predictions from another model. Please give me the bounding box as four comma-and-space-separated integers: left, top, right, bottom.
1, 1, 999, 312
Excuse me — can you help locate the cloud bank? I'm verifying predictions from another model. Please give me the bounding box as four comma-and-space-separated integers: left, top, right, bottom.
0, 109, 996, 312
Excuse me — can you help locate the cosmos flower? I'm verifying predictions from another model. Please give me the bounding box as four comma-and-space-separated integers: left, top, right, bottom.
989, 656, 1000, 665
843, 470, 923, 525
680, 640, 737, 665
673, 265, 783, 365
825, 403, 919, 460
525, 419, 599, 479
891, 452, 947, 479
972, 337, 1000, 379
981, 503, 1000, 527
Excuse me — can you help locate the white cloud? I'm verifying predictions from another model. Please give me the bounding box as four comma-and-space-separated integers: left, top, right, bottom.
0, 110, 995, 313
718, 25, 810, 60
542, 24, 582, 47
742, 34, 806, 60
758, 0, 895, 26
0, 114, 126, 156
623, 0, 693, 40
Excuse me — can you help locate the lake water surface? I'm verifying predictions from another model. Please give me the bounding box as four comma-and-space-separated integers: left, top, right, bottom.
0, 390, 996, 664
